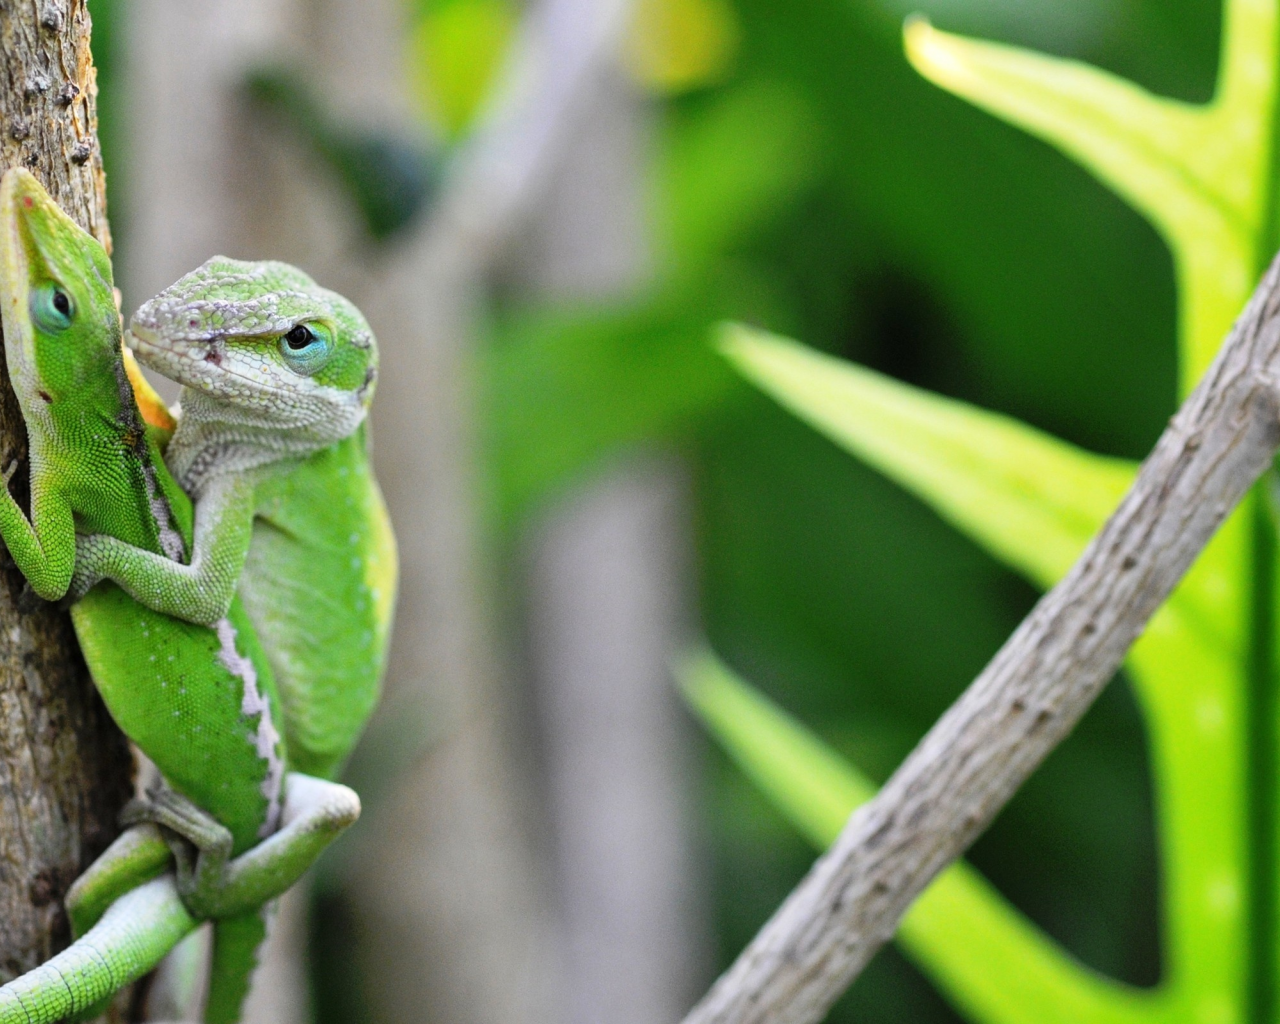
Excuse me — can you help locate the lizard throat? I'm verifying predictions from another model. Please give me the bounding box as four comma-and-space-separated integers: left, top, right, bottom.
166, 388, 366, 497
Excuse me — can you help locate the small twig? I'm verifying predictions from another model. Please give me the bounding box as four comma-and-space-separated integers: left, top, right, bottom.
681, 254, 1280, 1024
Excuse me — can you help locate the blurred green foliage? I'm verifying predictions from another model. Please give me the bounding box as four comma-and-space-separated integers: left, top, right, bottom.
482, 1, 1220, 1019
407, 0, 519, 137
398, 0, 1231, 1018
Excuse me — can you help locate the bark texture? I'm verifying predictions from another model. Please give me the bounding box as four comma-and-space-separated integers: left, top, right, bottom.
682, 254, 1280, 1024
0, 0, 132, 984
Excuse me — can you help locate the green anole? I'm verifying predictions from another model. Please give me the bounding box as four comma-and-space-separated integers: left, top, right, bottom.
0, 169, 368, 1023
67, 254, 398, 1015
73, 254, 396, 783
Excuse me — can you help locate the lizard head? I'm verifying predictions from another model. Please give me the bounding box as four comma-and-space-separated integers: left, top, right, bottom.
126, 257, 377, 450
0, 169, 123, 425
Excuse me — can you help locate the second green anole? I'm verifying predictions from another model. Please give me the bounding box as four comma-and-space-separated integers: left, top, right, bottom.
0, 169, 376, 1023
73, 254, 397, 783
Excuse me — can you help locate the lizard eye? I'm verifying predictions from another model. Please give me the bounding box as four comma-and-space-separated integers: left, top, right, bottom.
279, 322, 333, 375
30, 283, 74, 332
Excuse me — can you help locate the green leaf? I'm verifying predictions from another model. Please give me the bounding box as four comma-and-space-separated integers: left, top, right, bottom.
678, 649, 1160, 1024
903, 7, 1275, 386
484, 299, 740, 528
718, 320, 1242, 675
680, 647, 871, 845
718, 323, 1135, 591
657, 81, 822, 280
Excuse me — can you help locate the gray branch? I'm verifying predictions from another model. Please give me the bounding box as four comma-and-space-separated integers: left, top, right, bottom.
681, 253, 1280, 1024
419, 0, 634, 277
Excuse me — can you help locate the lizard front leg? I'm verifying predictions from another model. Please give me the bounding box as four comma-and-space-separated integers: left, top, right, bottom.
70, 472, 254, 623
0, 468, 76, 600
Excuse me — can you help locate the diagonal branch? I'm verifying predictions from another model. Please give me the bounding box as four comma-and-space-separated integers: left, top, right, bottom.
682, 252, 1280, 1024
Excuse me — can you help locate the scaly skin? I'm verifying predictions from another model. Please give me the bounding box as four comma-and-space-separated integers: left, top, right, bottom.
0, 170, 359, 1023
0, 877, 197, 1024
74, 256, 396, 781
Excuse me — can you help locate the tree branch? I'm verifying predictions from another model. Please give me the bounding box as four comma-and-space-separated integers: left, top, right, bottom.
0, 0, 132, 981
682, 252, 1280, 1024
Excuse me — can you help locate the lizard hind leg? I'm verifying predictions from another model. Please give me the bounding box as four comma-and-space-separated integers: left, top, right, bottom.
121, 773, 359, 925
122, 786, 233, 920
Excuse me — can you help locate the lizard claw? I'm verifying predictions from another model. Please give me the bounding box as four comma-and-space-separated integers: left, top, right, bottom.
2, 460, 19, 486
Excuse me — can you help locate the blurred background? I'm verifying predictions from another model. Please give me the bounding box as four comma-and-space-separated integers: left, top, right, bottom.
84, 0, 1215, 1020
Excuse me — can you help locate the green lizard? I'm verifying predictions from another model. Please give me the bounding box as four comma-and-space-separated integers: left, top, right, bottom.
71, 254, 396, 783
0, 168, 366, 1023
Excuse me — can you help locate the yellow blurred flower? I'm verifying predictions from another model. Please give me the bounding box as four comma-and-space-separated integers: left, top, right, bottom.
626, 0, 740, 93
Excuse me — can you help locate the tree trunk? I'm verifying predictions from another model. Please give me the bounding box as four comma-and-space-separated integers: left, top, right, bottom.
0, 0, 133, 986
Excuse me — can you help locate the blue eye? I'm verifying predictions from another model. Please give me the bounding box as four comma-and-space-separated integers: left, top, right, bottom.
30, 283, 74, 332
279, 322, 332, 374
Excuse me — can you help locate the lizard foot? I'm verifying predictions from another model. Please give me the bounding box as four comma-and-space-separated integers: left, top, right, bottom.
122, 787, 233, 917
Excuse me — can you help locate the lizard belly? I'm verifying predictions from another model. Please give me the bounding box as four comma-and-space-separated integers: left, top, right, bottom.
71, 583, 286, 855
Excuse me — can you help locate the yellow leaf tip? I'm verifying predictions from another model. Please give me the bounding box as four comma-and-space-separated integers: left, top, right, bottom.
902, 15, 968, 89
902, 13, 935, 62
713, 320, 755, 360
903, 12, 932, 35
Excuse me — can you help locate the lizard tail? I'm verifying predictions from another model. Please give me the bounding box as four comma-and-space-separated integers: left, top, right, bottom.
203, 908, 269, 1024
0, 875, 197, 1024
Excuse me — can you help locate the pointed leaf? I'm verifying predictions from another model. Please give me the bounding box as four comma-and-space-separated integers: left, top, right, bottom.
719, 324, 1134, 590
903, 14, 1271, 384
720, 323, 1251, 1000
903, 18, 1257, 238
720, 324, 1240, 653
